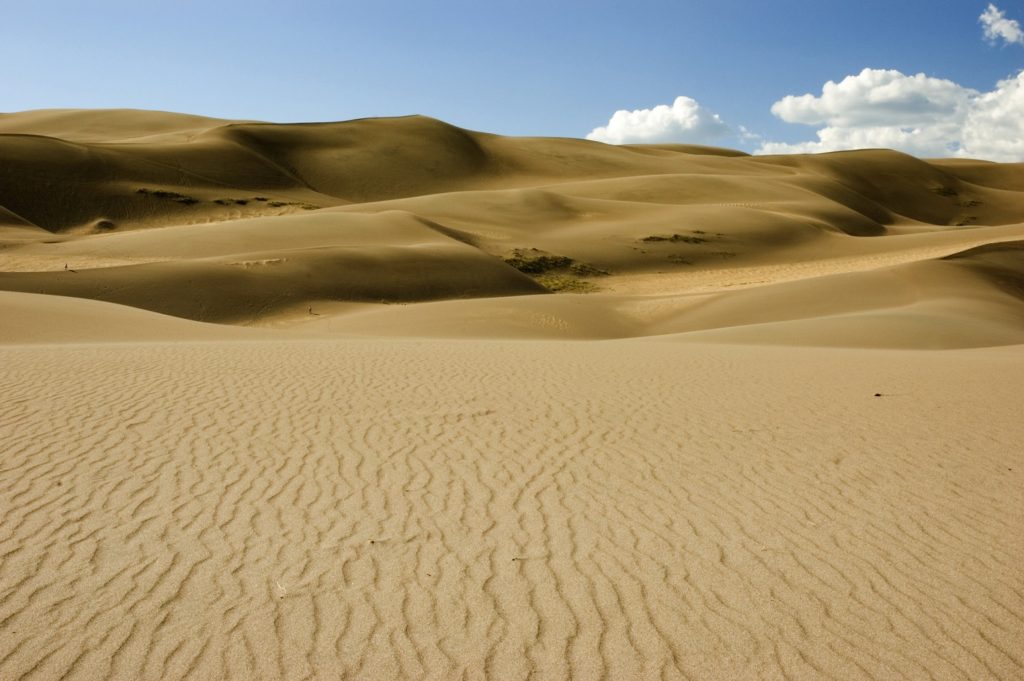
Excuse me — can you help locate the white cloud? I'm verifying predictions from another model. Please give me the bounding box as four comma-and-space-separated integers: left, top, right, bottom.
962, 71, 1024, 161
980, 3, 1024, 46
770, 69, 973, 129
586, 96, 731, 145
738, 125, 762, 142
757, 68, 1024, 161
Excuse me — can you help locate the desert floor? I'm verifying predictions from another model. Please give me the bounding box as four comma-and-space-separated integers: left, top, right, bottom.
1, 109, 1022, 680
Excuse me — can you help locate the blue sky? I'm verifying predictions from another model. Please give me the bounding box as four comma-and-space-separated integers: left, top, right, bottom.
2, 1, 1022, 157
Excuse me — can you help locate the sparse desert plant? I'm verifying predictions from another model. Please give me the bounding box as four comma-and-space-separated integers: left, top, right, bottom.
500, 248, 602, 293
569, 262, 609, 276
499, 249, 602, 292
535, 274, 597, 293
641, 233, 708, 244
137, 187, 200, 204
265, 200, 321, 209
503, 248, 573, 274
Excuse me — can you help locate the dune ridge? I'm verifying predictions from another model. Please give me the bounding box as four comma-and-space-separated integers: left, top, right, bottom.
2, 108, 1023, 343
1, 109, 1023, 680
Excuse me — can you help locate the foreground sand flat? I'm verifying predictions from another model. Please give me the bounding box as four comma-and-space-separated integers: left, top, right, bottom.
1, 339, 1022, 680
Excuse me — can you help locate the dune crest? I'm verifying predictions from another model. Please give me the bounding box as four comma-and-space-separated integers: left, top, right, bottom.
1, 108, 1023, 345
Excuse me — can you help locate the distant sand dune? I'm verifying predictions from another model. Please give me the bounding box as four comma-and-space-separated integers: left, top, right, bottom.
1, 109, 1022, 343
1, 109, 1023, 680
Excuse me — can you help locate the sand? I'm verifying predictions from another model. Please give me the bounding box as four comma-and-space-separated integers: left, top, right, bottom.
1, 109, 1023, 680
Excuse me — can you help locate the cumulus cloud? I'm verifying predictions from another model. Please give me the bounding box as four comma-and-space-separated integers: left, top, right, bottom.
962, 71, 1024, 160
586, 96, 731, 145
769, 69, 973, 129
738, 125, 762, 142
980, 3, 1024, 46
758, 68, 1024, 161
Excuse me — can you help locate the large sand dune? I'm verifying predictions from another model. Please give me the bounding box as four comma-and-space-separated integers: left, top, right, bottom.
1, 109, 1023, 680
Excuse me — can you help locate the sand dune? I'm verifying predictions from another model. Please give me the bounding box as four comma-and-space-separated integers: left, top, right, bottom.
2, 340, 1022, 681
3, 108, 1022, 338
1, 109, 1023, 680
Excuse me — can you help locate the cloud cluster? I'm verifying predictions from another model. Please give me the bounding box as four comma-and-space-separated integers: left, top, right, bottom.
586, 96, 730, 145
757, 68, 1024, 161
980, 3, 1024, 46
962, 71, 1024, 160
769, 68, 973, 130
585, 7, 1024, 161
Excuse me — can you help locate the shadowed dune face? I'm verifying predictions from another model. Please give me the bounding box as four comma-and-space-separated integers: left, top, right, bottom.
943, 240, 1024, 296
1, 107, 1023, 345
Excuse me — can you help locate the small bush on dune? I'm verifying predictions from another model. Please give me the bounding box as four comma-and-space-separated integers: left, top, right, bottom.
137, 187, 199, 205
503, 249, 572, 274
501, 248, 605, 293
535, 274, 597, 293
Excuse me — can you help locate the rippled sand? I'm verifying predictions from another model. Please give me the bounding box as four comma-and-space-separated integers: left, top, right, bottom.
2, 339, 1022, 680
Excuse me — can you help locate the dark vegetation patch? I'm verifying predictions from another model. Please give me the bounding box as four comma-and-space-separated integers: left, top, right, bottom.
640, 229, 727, 245
638, 230, 732, 264
137, 188, 199, 204
502, 248, 606, 293
268, 201, 320, 210
138, 189, 320, 211
503, 248, 573, 274
535, 275, 597, 293
641, 233, 708, 244
568, 262, 609, 277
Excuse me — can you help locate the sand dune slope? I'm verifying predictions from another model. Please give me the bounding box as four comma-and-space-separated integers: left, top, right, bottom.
2, 109, 1024, 345
2, 110, 1024, 681
3, 109, 1022, 236
0, 108, 239, 142
2, 109, 1024, 341
0, 292, 256, 343
272, 236, 1024, 348
0, 211, 544, 323
1, 339, 1021, 680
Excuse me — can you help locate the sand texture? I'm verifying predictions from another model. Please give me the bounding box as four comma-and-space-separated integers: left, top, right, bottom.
1, 109, 1023, 680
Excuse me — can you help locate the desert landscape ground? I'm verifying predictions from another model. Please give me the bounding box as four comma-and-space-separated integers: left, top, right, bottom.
1, 109, 1023, 680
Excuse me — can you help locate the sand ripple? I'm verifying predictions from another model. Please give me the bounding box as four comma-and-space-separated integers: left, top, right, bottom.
1, 340, 1022, 680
